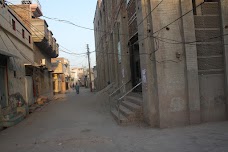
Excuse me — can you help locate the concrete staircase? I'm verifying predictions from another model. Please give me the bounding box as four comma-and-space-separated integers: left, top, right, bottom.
111, 93, 143, 125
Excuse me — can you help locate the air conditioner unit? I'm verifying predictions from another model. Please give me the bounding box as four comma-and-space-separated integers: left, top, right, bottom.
41, 59, 46, 66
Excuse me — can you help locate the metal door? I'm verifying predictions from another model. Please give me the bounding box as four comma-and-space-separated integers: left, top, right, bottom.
0, 67, 7, 108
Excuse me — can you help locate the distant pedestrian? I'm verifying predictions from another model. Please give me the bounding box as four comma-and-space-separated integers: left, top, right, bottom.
75, 83, 80, 94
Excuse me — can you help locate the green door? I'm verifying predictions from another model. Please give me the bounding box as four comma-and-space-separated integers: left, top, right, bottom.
0, 67, 7, 108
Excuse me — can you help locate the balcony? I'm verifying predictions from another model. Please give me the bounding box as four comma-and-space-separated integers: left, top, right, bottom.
50, 39, 59, 58
31, 18, 48, 43
30, 19, 56, 57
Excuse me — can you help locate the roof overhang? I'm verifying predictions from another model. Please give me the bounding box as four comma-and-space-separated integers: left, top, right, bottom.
0, 49, 19, 58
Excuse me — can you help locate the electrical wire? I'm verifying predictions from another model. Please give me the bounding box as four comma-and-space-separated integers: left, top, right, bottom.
152, 2, 204, 35
1, 9, 88, 56
4, 0, 228, 64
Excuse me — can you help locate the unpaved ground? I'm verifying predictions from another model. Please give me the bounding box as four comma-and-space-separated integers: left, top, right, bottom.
0, 88, 228, 152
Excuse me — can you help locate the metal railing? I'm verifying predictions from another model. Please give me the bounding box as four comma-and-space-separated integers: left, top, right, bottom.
108, 80, 131, 111
117, 81, 142, 124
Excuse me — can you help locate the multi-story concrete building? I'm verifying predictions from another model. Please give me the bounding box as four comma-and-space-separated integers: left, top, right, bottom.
0, 0, 34, 127
52, 58, 70, 94
0, 0, 59, 128
9, 0, 59, 102
94, 0, 228, 128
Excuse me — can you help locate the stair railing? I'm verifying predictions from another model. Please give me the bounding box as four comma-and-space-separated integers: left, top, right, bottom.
117, 81, 142, 124
108, 80, 131, 112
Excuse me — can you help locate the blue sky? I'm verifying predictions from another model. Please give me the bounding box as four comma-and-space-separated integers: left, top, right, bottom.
10, 0, 98, 68
39, 0, 97, 68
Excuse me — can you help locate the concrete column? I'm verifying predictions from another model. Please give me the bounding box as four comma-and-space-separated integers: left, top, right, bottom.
180, 0, 201, 124
221, 0, 228, 118
54, 74, 58, 94
137, 0, 159, 127
61, 74, 66, 94
120, 5, 131, 92
109, 33, 115, 83
113, 24, 120, 86
150, 0, 189, 128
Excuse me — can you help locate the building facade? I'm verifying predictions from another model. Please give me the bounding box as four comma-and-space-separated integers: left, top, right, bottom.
9, 1, 59, 102
94, 0, 228, 128
52, 58, 71, 94
0, 0, 34, 127
0, 0, 59, 128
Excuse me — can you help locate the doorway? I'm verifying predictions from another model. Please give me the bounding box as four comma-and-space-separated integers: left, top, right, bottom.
130, 36, 142, 92
0, 55, 8, 108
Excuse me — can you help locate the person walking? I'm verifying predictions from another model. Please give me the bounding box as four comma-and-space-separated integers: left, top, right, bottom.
75, 83, 80, 94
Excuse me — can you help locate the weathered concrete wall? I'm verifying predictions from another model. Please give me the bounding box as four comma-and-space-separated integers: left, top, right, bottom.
94, 0, 227, 128
24, 76, 35, 106
137, 0, 159, 127
119, 5, 132, 92
221, 0, 228, 119
33, 45, 53, 99
149, 0, 189, 128
94, 0, 131, 91
0, 28, 34, 107
200, 74, 226, 122
180, 0, 201, 124
33, 45, 52, 69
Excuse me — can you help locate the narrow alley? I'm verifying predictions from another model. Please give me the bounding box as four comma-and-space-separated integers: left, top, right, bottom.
0, 88, 228, 152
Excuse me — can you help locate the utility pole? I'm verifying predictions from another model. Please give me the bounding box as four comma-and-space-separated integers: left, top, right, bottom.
87, 44, 92, 92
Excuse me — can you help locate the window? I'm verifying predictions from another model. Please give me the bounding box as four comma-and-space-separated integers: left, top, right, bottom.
22, 29, 25, 38
29, 36, 31, 43
14, 71, 16, 78
12, 19, 16, 31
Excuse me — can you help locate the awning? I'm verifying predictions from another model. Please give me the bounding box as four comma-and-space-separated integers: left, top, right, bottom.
0, 49, 18, 58
24, 63, 40, 68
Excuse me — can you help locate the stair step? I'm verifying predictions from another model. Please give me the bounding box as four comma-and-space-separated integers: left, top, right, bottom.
1, 113, 24, 128
125, 96, 143, 106
116, 105, 135, 119
111, 109, 129, 125
121, 100, 142, 112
